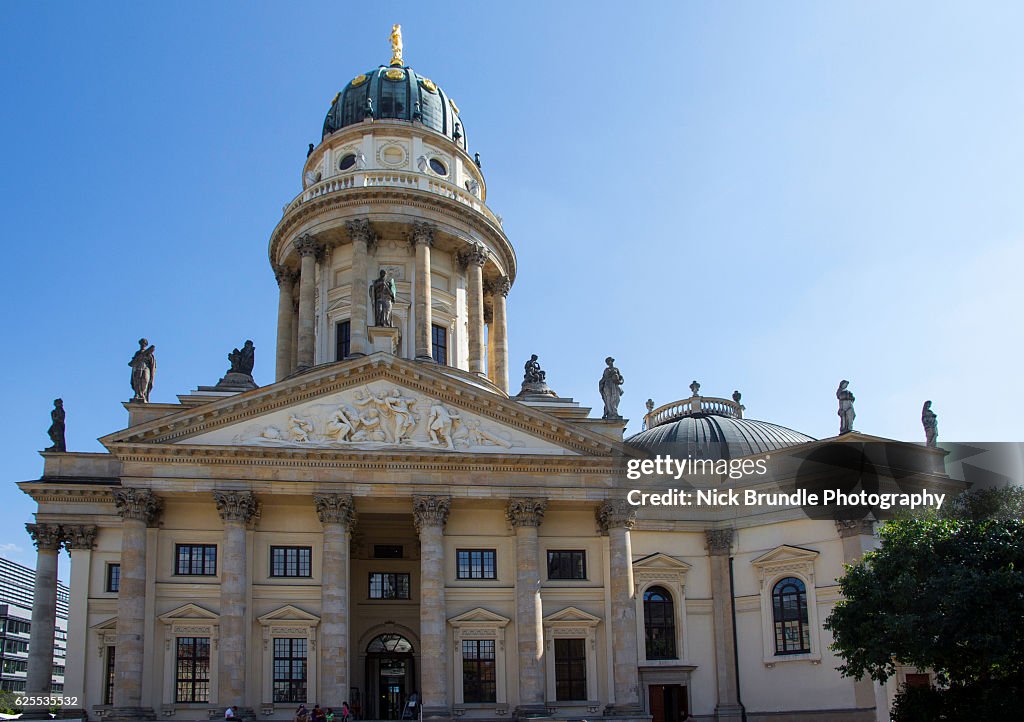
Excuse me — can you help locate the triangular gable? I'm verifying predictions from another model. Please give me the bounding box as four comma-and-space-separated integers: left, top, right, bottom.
543, 606, 601, 626
90, 616, 117, 631
448, 607, 510, 626
633, 552, 692, 573
102, 354, 627, 457
258, 605, 320, 625
158, 603, 219, 624
750, 544, 819, 568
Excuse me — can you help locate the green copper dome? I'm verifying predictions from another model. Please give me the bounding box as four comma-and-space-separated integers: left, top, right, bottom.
322, 65, 467, 150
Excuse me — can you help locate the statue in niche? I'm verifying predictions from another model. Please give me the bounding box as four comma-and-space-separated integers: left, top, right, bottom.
369, 270, 397, 327
921, 400, 938, 447
524, 354, 546, 384
46, 398, 66, 452
428, 403, 458, 450
227, 340, 256, 376
129, 338, 156, 403
837, 380, 856, 434
599, 356, 624, 420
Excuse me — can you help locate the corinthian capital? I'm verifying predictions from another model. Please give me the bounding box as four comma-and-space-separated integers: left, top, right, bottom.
213, 490, 261, 524
835, 519, 874, 538
294, 233, 323, 258
26, 523, 64, 551
409, 221, 435, 248
457, 242, 488, 269
412, 495, 450, 532
506, 498, 547, 528
314, 493, 356, 527
274, 266, 298, 287
345, 218, 376, 247
485, 275, 511, 298
596, 499, 637, 533
704, 528, 735, 556
113, 488, 163, 525
63, 525, 98, 551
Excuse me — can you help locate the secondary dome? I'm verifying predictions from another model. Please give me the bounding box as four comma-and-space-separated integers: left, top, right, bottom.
627, 384, 815, 459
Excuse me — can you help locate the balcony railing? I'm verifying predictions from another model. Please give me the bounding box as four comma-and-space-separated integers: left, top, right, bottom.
644, 394, 745, 430
282, 171, 502, 228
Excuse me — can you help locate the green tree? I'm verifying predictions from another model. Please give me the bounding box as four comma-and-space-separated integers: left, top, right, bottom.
824, 487, 1024, 721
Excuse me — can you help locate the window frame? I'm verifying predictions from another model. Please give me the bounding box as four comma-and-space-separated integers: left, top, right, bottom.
272, 637, 308, 704
368, 572, 411, 600
174, 544, 218, 577
546, 550, 586, 580
174, 636, 211, 703
751, 545, 822, 665
336, 319, 351, 361
642, 586, 677, 660
106, 563, 121, 593
456, 549, 497, 580
270, 546, 313, 579
431, 324, 448, 365
460, 639, 497, 704
553, 638, 587, 702
771, 577, 810, 656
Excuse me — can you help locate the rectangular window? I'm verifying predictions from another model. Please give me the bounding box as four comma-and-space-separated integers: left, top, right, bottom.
336, 320, 351, 360
461, 639, 496, 703
368, 572, 411, 599
175, 637, 211, 703
270, 547, 312, 578
272, 637, 308, 703
104, 647, 116, 705
547, 550, 586, 580
431, 324, 448, 365
457, 549, 497, 580
554, 638, 587, 701
106, 563, 121, 592
374, 544, 403, 559
175, 544, 217, 576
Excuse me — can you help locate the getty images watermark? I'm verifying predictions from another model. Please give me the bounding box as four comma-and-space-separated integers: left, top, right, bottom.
624, 453, 948, 511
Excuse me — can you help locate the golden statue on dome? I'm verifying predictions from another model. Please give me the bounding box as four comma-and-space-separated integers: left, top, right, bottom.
389, 24, 404, 67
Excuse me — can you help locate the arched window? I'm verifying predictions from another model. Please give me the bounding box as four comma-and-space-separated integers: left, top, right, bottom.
643, 586, 677, 659
772, 577, 810, 654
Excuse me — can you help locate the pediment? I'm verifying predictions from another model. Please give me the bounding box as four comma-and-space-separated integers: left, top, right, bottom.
448, 607, 510, 627
103, 354, 624, 457
750, 545, 819, 568
91, 616, 117, 631
158, 603, 219, 624
543, 606, 601, 626
258, 605, 320, 625
633, 553, 692, 573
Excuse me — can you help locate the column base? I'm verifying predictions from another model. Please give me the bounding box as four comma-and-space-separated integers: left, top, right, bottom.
105, 706, 157, 720
415, 354, 437, 363
713, 703, 745, 722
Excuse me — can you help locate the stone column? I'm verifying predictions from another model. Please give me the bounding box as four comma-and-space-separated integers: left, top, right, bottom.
315, 494, 356, 708
597, 501, 642, 714
295, 234, 323, 370
459, 244, 487, 375
346, 219, 375, 356
111, 488, 162, 720
23, 523, 64, 719
484, 306, 495, 381
411, 222, 435, 360
705, 529, 744, 722
275, 267, 297, 381
490, 277, 510, 393
213, 491, 260, 714
61, 526, 98, 718
836, 520, 878, 710
506, 499, 547, 715
413, 496, 451, 719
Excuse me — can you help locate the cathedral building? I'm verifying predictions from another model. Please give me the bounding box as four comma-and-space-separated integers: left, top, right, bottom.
18, 29, 962, 722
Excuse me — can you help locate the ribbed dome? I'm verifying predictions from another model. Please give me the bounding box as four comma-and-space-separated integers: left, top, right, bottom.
627, 415, 814, 460
322, 65, 467, 150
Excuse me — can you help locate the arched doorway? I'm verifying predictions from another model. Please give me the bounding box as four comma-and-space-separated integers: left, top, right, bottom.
365, 633, 415, 720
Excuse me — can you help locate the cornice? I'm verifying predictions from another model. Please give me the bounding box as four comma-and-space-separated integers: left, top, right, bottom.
268, 187, 515, 281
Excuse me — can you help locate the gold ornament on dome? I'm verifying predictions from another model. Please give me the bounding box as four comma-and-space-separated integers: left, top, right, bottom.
389, 23, 404, 67
385, 68, 406, 81
330, 91, 340, 104
350, 74, 368, 88
419, 77, 438, 93
449, 98, 460, 114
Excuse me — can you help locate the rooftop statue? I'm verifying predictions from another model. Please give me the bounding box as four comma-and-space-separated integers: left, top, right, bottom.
369, 270, 397, 327
690, 380, 701, 396
129, 338, 156, 403
599, 357, 624, 420
524, 354, 545, 384
45, 398, 66, 453
922, 400, 938, 447
228, 340, 256, 376
389, 24, 403, 67
837, 379, 856, 434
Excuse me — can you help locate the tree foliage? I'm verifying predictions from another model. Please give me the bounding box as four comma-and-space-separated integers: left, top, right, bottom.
824, 487, 1024, 720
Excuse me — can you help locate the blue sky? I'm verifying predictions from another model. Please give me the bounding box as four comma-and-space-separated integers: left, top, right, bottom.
1, 2, 1022, 576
